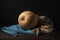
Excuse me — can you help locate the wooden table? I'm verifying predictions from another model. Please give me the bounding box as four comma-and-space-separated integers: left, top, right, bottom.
0, 30, 60, 40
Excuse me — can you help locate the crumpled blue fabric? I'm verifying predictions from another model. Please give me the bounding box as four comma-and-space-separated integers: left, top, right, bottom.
1, 24, 35, 37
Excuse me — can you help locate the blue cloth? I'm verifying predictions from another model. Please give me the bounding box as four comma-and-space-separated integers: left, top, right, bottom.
1, 24, 35, 37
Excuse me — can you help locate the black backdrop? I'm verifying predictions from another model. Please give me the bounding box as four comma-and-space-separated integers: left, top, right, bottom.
0, 0, 58, 31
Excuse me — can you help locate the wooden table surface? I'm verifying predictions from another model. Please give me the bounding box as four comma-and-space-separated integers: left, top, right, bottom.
0, 30, 60, 40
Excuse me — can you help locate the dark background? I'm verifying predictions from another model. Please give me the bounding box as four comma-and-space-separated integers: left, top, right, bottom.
0, 0, 58, 31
